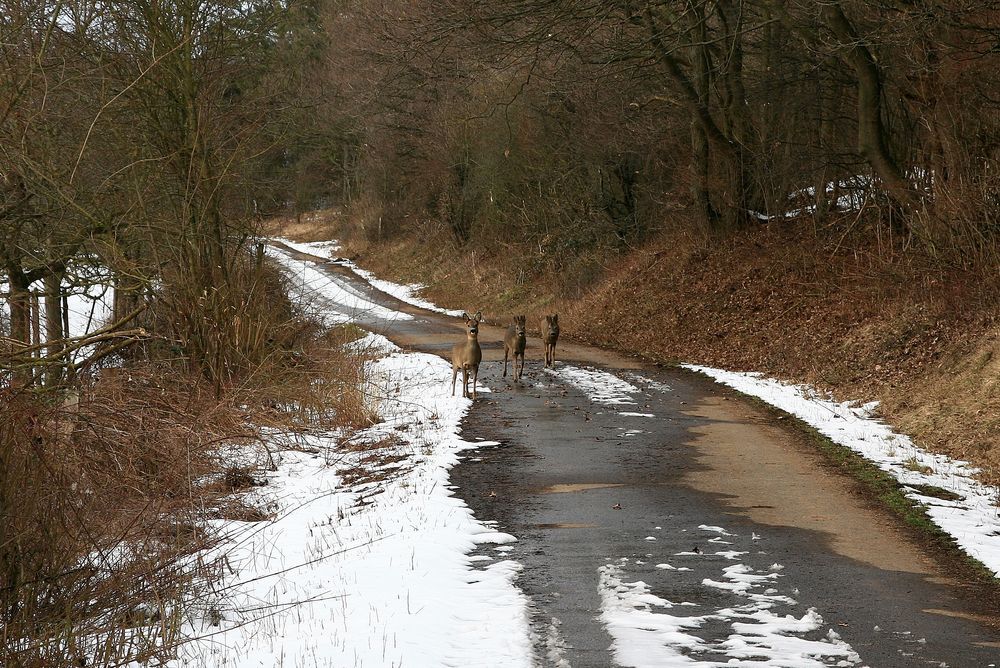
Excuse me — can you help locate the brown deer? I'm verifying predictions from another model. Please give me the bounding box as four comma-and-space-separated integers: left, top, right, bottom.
451, 311, 483, 399
542, 314, 560, 368
503, 315, 527, 381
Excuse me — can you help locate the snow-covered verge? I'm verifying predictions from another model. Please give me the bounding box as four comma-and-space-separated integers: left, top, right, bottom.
266, 243, 412, 325
165, 276, 531, 665
683, 365, 1000, 579
272, 237, 466, 317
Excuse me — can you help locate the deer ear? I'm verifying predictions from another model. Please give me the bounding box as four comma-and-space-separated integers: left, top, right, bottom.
553, 314, 559, 323
474, 310, 483, 322
462, 312, 470, 320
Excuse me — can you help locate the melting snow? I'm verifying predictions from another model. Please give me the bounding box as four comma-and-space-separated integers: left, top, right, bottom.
550, 364, 640, 406
267, 245, 412, 324
599, 557, 861, 667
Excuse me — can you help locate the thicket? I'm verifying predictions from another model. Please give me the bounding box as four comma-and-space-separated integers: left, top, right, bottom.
303, 0, 1000, 284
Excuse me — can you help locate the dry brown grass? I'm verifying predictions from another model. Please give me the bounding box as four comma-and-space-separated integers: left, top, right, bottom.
262, 208, 345, 244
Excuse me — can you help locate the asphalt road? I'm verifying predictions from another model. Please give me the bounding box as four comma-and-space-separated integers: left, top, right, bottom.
275, 242, 1000, 667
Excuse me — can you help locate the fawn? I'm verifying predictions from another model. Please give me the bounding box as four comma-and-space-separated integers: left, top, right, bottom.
503, 315, 527, 381
451, 311, 483, 399
542, 314, 560, 368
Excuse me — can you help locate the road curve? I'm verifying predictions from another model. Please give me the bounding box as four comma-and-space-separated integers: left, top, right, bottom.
274, 241, 1000, 667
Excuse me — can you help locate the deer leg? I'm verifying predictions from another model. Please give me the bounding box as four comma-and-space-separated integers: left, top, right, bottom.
503, 347, 508, 377
472, 365, 478, 399
462, 367, 469, 398
451, 366, 458, 396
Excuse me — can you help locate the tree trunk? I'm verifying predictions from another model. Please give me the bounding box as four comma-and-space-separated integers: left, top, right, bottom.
717, 0, 760, 222
7, 267, 31, 349
30, 289, 41, 376
43, 271, 64, 385
813, 65, 831, 220
822, 3, 918, 209
688, 4, 718, 227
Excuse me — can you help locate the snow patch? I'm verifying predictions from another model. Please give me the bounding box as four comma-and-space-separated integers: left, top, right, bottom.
167, 249, 532, 666
550, 365, 639, 406
266, 245, 412, 324
598, 559, 860, 667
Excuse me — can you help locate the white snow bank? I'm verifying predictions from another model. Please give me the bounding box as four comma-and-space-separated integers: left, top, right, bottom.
173, 334, 533, 667
273, 238, 465, 317
683, 364, 1000, 579
166, 245, 532, 666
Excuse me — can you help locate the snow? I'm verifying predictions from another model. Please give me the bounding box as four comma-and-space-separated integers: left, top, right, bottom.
273, 238, 465, 317
272, 237, 342, 257
750, 175, 875, 220
683, 364, 1000, 579
541, 617, 572, 668
599, 554, 861, 667
165, 249, 532, 666
548, 364, 640, 406
266, 244, 413, 324
0, 272, 115, 363
699, 525, 734, 535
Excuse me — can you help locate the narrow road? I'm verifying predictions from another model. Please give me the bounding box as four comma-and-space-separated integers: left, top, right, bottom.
275, 242, 1000, 667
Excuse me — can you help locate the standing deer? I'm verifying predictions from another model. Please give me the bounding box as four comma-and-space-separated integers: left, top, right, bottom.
451, 311, 483, 399
542, 314, 560, 368
503, 315, 527, 381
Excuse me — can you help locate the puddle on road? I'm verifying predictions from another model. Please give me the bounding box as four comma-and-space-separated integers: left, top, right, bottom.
540, 483, 625, 494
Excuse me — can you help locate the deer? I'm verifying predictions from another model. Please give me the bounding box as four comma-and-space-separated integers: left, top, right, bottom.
503, 315, 527, 381
451, 311, 483, 399
542, 314, 560, 368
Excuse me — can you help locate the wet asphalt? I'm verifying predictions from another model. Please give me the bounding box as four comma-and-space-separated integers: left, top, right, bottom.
274, 243, 1000, 667
454, 367, 1000, 667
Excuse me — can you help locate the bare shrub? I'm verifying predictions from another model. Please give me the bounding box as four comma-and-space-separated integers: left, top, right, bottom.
0, 376, 231, 666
